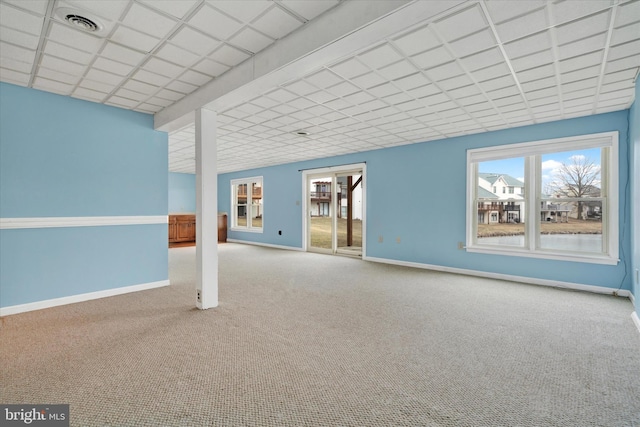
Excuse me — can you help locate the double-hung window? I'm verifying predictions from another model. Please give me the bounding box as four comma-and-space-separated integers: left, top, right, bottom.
231, 177, 263, 232
466, 132, 618, 264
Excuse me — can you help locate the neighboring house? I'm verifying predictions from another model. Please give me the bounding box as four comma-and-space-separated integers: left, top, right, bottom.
310, 181, 340, 217
548, 184, 602, 220
477, 173, 525, 224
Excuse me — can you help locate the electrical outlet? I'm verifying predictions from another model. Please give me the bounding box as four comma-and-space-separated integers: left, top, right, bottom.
197, 290, 201, 303
378, 235, 383, 243
458, 242, 464, 250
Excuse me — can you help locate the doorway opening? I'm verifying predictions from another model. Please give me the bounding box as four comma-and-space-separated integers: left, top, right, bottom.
303, 163, 365, 257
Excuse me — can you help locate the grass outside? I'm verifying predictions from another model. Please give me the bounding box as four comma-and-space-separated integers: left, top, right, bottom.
310, 216, 362, 249
478, 218, 602, 237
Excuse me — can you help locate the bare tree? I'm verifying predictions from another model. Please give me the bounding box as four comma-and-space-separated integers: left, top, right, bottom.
546, 155, 601, 220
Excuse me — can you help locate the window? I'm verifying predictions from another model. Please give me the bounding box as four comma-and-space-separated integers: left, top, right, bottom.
231, 177, 263, 232
466, 132, 618, 264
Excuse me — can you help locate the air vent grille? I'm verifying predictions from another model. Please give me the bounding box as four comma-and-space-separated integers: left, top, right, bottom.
64, 14, 101, 32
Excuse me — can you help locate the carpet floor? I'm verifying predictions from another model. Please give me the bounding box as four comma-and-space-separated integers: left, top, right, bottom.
1, 244, 639, 426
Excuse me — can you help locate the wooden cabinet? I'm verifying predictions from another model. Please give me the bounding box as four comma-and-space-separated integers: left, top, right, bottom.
169, 214, 195, 243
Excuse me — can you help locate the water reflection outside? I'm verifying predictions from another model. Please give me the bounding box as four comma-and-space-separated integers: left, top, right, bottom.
478, 234, 602, 253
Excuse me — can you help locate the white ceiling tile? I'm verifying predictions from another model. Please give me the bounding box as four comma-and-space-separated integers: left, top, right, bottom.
98, 43, 145, 67
115, 87, 149, 102
351, 72, 387, 89
528, 95, 559, 107
559, 50, 604, 73
0, 57, 32, 73
487, 85, 520, 99
179, 70, 211, 87
305, 90, 336, 104
147, 96, 175, 108
411, 46, 454, 71
171, 26, 220, 56
342, 90, 376, 105
209, 44, 251, 67
156, 43, 200, 67
358, 43, 403, 70
252, 5, 303, 39
525, 86, 558, 100
279, 0, 339, 21
603, 68, 638, 84
447, 84, 482, 99
424, 61, 464, 81
111, 25, 161, 53
84, 68, 122, 86
449, 28, 496, 58
37, 67, 80, 85
560, 65, 601, 83
377, 60, 418, 81
228, 26, 273, 53
305, 69, 342, 89
0, 3, 44, 34
615, 0, 640, 28
283, 79, 319, 95
492, 94, 524, 107
139, 0, 198, 19
73, 86, 107, 101
78, 77, 114, 93
2, 0, 48, 15
516, 63, 555, 82
607, 39, 640, 61
598, 87, 635, 102
32, 76, 73, 95
330, 58, 370, 79
130, 68, 170, 86
122, 3, 178, 39
122, 78, 159, 95
383, 92, 412, 105
264, 88, 297, 103
558, 32, 607, 60
510, 49, 554, 71
434, 4, 487, 42
503, 30, 551, 59
472, 62, 511, 82
107, 95, 140, 109
39, 54, 86, 75
188, 4, 243, 40
0, 68, 29, 85
438, 74, 473, 90
144, 57, 185, 78
458, 93, 488, 106
156, 88, 184, 101
326, 81, 360, 97
521, 76, 557, 92
406, 84, 440, 99
192, 58, 230, 77
479, 74, 517, 92
93, 57, 134, 76
611, 23, 640, 46
0, 26, 39, 49
208, 1, 271, 23
484, 0, 546, 24
551, 0, 612, 26
172, 77, 204, 93
555, 10, 611, 45
460, 47, 504, 71
601, 80, 636, 93
367, 82, 400, 98
48, 22, 105, 53
392, 73, 431, 91
494, 7, 548, 43
392, 25, 441, 56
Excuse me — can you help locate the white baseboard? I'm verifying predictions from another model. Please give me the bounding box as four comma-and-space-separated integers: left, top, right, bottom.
363, 255, 631, 298
632, 311, 640, 335
629, 292, 635, 306
0, 280, 170, 317
0, 215, 167, 229
226, 239, 303, 252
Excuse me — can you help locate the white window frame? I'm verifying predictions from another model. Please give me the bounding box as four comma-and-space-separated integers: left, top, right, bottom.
466, 131, 618, 265
230, 176, 263, 233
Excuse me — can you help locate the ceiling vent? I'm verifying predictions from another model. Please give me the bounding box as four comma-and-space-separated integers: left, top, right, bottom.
55, 7, 106, 35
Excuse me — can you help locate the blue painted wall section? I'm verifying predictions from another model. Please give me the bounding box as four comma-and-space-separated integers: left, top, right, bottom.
219, 110, 633, 292
168, 172, 196, 213
630, 78, 640, 315
0, 83, 168, 308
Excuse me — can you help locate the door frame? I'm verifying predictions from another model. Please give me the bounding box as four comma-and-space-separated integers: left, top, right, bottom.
302, 163, 366, 257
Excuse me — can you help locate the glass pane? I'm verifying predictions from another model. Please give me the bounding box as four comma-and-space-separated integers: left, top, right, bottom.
236, 205, 247, 227
476, 158, 525, 247
309, 177, 333, 250
251, 181, 263, 229
336, 174, 362, 253
540, 148, 603, 253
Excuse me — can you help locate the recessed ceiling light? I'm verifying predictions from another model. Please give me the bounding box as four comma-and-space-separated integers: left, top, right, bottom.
55, 7, 106, 35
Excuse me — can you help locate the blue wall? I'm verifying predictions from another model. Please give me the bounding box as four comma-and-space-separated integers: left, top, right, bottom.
169, 172, 196, 213
0, 83, 168, 309
219, 110, 632, 292
630, 79, 640, 315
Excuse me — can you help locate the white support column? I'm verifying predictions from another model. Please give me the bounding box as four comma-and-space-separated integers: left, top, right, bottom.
195, 108, 218, 309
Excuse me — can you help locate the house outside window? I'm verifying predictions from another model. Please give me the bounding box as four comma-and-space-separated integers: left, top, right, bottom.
466, 132, 618, 265
231, 177, 263, 232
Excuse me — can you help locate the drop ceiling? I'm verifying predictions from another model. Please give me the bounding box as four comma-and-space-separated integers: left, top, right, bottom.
0, 0, 638, 174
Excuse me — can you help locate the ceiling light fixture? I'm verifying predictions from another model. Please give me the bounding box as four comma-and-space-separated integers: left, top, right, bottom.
55, 7, 105, 34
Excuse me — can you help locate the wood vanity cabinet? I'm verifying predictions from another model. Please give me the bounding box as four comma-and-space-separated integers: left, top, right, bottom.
168, 214, 195, 243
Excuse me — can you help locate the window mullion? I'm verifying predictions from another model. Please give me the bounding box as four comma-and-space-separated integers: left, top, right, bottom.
527, 155, 538, 251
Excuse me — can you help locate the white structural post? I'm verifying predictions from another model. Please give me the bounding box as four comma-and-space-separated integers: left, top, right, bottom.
195, 108, 218, 309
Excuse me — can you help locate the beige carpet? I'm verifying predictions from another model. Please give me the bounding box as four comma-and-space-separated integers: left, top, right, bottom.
1, 243, 639, 426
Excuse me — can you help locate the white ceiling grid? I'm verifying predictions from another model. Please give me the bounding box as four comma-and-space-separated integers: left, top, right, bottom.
0, 1, 638, 174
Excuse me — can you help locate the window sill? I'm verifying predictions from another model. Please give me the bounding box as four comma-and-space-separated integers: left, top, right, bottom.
465, 245, 619, 265
230, 227, 263, 234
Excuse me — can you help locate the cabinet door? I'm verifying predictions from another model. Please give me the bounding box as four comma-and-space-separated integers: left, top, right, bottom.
168, 222, 177, 242
177, 221, 192, 241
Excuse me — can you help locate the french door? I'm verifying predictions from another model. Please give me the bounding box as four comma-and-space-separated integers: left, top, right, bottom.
303, 163, 365, 256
